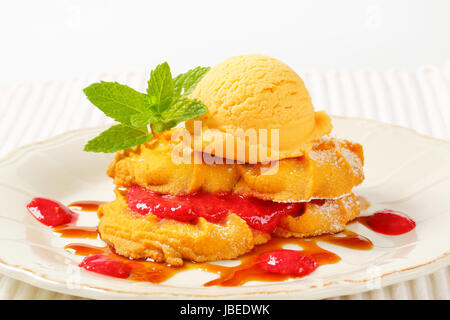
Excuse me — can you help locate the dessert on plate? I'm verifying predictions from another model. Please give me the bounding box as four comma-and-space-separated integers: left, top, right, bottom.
24, 54, 419, 286
95, 54, 365, 266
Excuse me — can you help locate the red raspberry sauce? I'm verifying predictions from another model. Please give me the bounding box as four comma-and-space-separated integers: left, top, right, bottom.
79, 254, 131, 279
364, 209, 416, 235
126, 186, 303, 233
26, 197, 75, 227
257, 249, 318, 276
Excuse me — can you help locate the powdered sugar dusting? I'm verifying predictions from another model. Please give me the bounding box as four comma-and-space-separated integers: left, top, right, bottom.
340, 147, 363, 180
340, 193, 358, 212
314, 199, 342, 230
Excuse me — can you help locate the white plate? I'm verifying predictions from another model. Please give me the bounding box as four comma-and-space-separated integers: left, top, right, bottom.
0, 116, 448, 299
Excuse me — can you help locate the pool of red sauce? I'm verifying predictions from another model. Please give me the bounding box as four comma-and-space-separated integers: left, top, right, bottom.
27, 194, 416, 286
26, 197, 76, 227
356, 210, 416, 235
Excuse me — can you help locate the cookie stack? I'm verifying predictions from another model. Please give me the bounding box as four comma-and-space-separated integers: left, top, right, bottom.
97, 54, 364, 266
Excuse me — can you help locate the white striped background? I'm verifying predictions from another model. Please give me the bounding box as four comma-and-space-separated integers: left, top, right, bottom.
0, 65, 449, 299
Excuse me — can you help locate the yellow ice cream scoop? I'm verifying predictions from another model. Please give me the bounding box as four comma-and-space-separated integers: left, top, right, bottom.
186, 54, 332, 162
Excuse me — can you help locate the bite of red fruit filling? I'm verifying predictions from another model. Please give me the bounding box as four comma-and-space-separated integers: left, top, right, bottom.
26, 197, 75, 227
364, 209, 416, 235
126, 185, 303, 233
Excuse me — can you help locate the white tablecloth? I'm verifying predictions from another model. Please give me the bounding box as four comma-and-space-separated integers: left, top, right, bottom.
0, 65, 449, 299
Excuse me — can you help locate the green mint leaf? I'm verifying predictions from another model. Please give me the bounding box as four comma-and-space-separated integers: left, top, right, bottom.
130, 110, 162, 128
173, 66, 210, 97
83, 124, 153, 153
152, 98, 207, 133
162, 98, 207, 122
147, 62, 174, 113
83, 82, 148, 126
151, 120, 179, 134
83, 63, 210, 153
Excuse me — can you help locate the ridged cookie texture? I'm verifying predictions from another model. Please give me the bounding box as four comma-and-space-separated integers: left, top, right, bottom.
97, 190, 270, 266
98, 191, 360, 265
274, 193, 361, 238
107, 130, 364, 202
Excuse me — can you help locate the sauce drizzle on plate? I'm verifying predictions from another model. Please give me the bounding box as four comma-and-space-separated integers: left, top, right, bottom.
26, 196, 415, 286
65, 230, 371, 286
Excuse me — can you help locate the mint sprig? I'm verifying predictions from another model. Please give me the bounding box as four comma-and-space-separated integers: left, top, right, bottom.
84, 124, 152, 153
83, 63, 210, 153
83, 82, 148, 126
147, 62, 174, 113
173, 66, 210, 97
